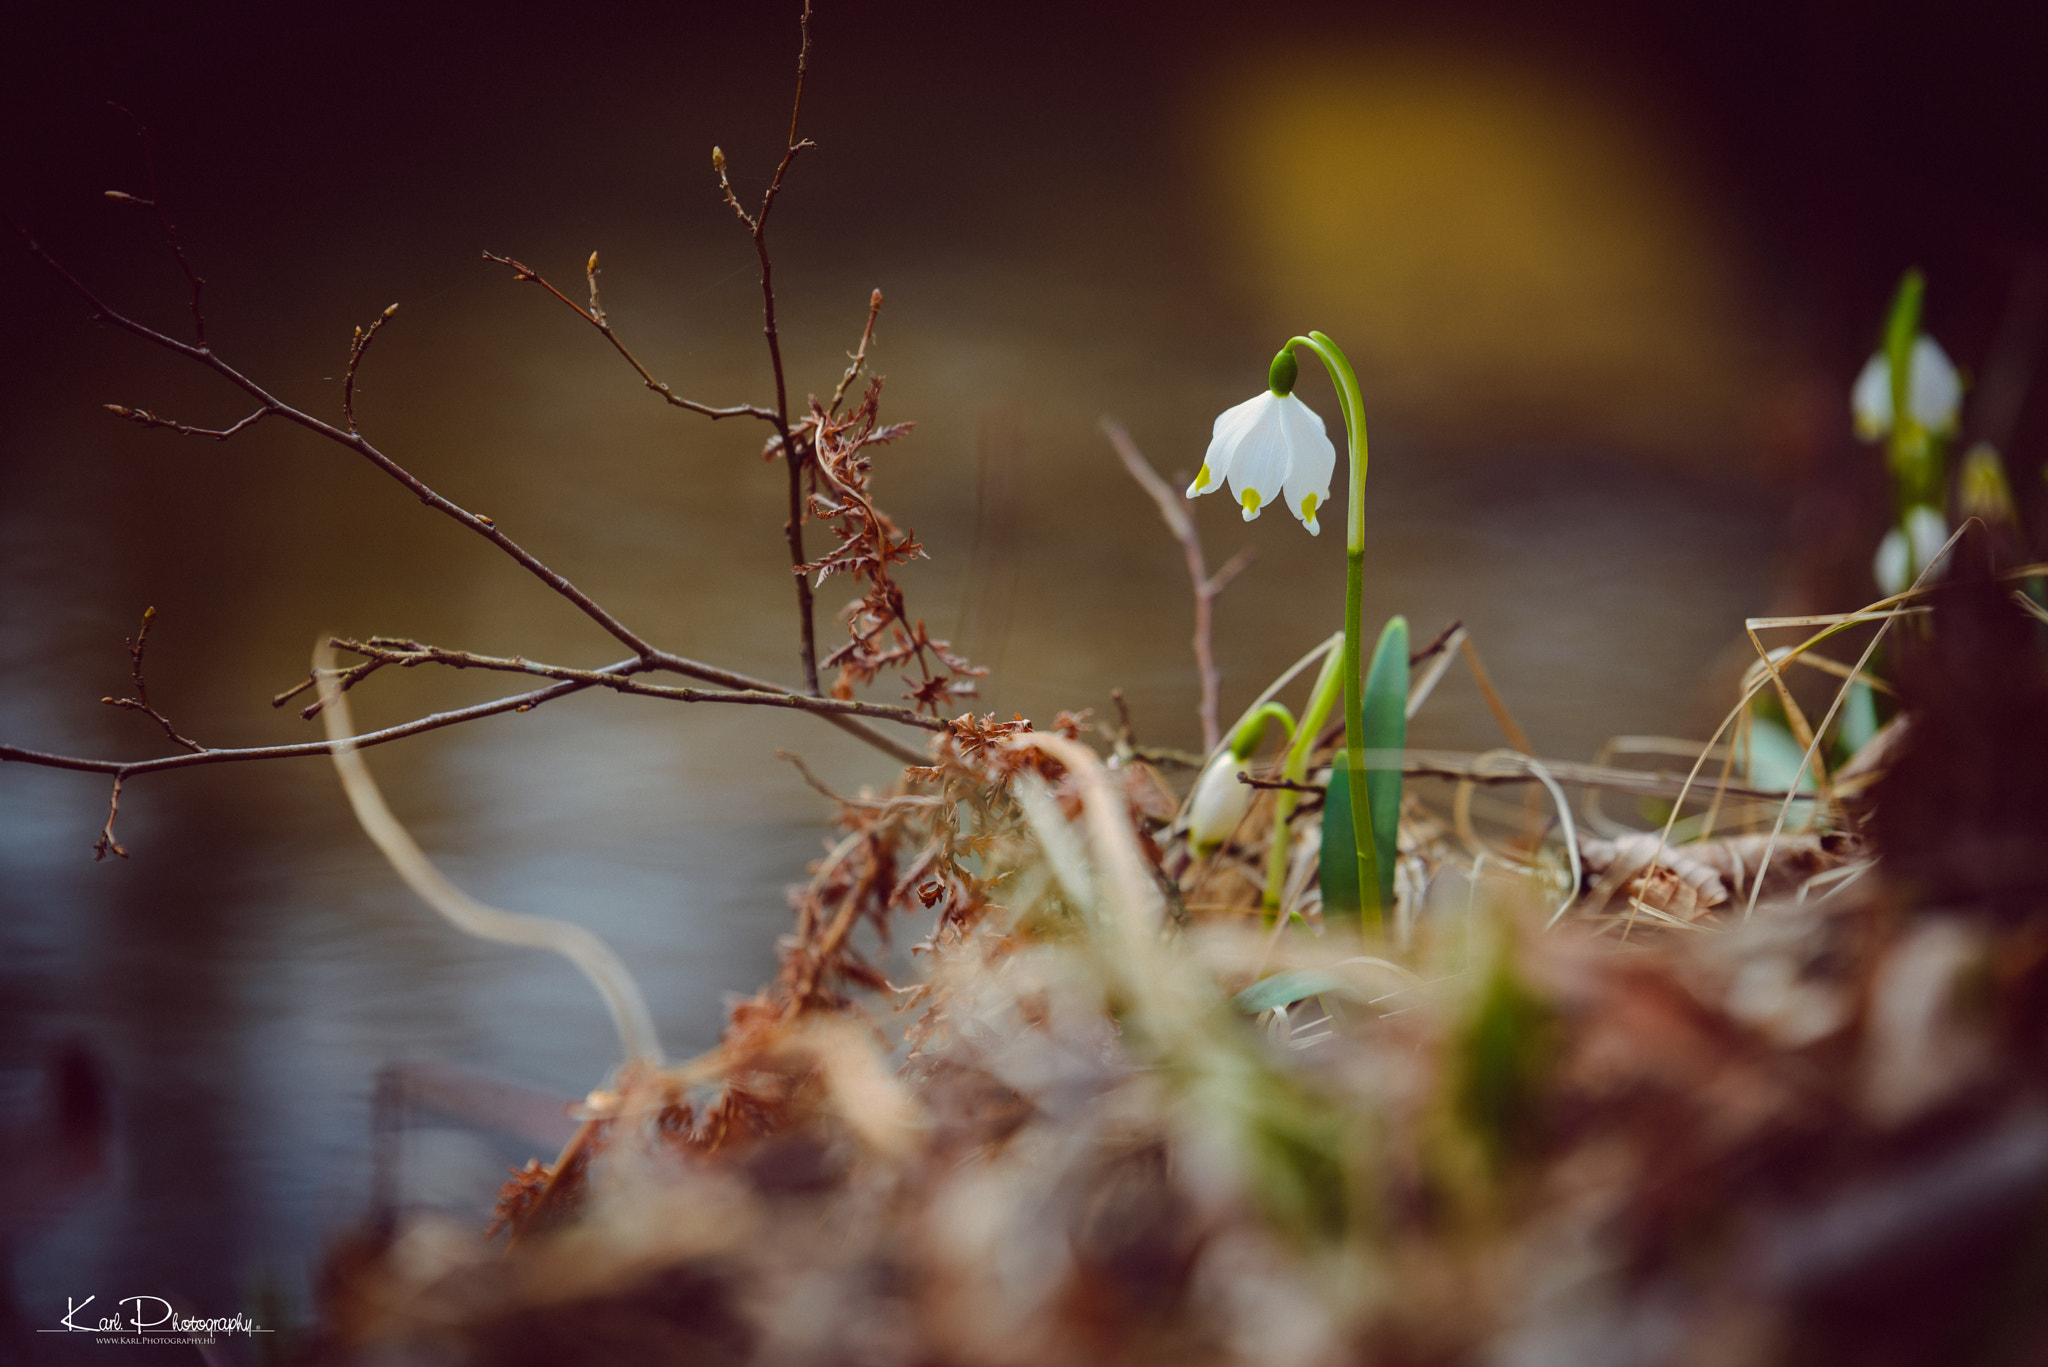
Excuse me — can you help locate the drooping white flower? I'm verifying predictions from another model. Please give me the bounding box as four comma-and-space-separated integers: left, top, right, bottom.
1852, 335, 1962, 441
1873, 503, 1951, 596
1905, 502, 1949, 574
1186, 391, 1336, 534
1873, 527, 1910, 597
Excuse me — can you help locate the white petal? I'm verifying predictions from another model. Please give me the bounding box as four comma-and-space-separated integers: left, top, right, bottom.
1908, 335, 1961, 434
1190, 392, 1273, 497
1277, 395, 1335, 535
1873, 527, 1909, 596
1852, 352, 1891, 441
1905, 503, 1949, 576
1224, 399, 1290, 521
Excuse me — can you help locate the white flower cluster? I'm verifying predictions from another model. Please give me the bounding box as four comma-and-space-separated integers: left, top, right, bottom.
1873, 505, 1950, 598
1851, 335, 1961, 442
1852, 329, 1963, 595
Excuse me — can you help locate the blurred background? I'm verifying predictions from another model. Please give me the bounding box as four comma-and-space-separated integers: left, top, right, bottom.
2, 0, 2045, 1348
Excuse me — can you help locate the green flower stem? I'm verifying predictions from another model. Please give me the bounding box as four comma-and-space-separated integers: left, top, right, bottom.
1880, 269, 1946, 514
1261, 641, 1346, 914
1884, 271, 1921, 505
1230, 702, 1297, 760
1282, 331, 1383, 932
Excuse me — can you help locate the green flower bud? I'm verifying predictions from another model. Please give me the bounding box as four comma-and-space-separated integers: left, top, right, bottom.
1268, 346, 1298, 397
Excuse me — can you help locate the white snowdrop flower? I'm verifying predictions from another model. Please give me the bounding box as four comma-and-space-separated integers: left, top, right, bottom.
1852, 335, 1963, 441
1187, 749, 1254, 853
1872, 504, 1951, 596
1187, 391, 1336, 534
1873, 527, 1910, 597
1905, 503, 1949, 576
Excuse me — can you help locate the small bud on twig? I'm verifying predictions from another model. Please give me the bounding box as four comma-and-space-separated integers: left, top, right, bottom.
103, 190, 137, 203
711, 146, 726, 171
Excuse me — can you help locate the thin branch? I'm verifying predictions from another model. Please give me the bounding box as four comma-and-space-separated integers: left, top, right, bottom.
777, 749, 939, 810
1207, 546, 1256, 597
1409, 618, 1463, 667
1233, 747, 1800, 804
7, 673, 613, 779
8, 216, 659, 661
270, 627, 938, 759
712, 0, 821, 696
480, 252, 779, 423
104, 103, 204, 345
343, 302, 398, 433
104, 403, 274, 440
93, 776, 127, 860
274, 654, 389, 714
326, 637, 946, 731
5, 638, 931, 792
99, 607, 204, 753
1102, 417, 1252, 752
828, 289, 884, 416
1239, 773, 1323, 793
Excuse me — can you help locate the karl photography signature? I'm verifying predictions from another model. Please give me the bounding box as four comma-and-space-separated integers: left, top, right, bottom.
43, 1295, 272, 1343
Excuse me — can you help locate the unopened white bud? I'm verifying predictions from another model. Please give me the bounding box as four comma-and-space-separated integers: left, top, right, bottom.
1188, 751, 1254, 853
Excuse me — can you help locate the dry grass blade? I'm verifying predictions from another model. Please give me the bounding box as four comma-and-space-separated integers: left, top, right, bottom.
312, 639, 663, 1066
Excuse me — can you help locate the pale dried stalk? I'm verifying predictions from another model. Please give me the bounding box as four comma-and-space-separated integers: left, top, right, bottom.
313, 640, 662, 1066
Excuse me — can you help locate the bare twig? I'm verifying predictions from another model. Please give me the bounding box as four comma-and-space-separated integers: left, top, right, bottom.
99, 607, 204, 753
3, 32, 954, 852
1409, 619, 1463, 667
343, 303, 398, 433
829, 290, 885, 416
103, 404, 274, 440
274, 654, 389, 713
777, 749, 939, 810
5, 640, 933, 792
480, 252, 780, 423
104, 103, 204, 345
712, 0, 822, 696
1102, 417, 1253, 751
9, 672, 617, 780
324, 637, 946, 732
486, 3, 833, 698
1109, 687, 1136, 755
1239, 773, 1322, 793
1234, 747, 1800, 804
93, 776, 127, 861
8, 216, 657, 661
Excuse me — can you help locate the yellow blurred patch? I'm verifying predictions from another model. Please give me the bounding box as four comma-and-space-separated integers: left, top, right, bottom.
1199, 47, 1763, 463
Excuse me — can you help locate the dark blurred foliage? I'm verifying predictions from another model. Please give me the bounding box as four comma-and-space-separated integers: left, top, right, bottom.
1872, 534, 2048, 919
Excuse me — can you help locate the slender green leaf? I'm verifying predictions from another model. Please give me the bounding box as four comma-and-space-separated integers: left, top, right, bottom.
1321, 761, 1361, 917
1320, 615, 1408, 918
1362, 616, 1408, 911
1233, 968, 1353, 1013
